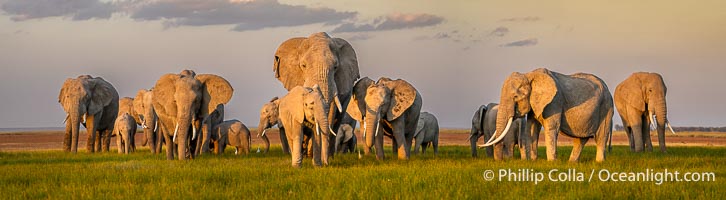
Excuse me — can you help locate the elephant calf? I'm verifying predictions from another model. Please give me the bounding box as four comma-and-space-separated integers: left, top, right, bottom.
114, 113, 137, 154
413, 112, 439, 155
335, 124, 357, 153
213, 120, 251, 155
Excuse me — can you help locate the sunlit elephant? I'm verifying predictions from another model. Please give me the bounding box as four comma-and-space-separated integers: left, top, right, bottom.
151, 70, 233, 160
347, 77, 423, 160
114, 113, 136, 154
257, 97, 287, 154
468, 105, 493, 157
273, 32, 360, 157
481, 68, 613, 162
213, 119, 251, 155
117, 97, 138, 151
413, 112, 439, 155
278, 85, 333, 168
479, 103, 526, 160
58, 75, 119, 153
615, 72, 676, 153
334, 123, 357, 153
133, 89, 163, 154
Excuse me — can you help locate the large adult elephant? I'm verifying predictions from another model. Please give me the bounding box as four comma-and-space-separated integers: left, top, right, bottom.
152, 70, 233, 160
273, 32, 360, 157
481, 68, 613, 162
59, 75, 119, 153
278, 85, 333, 168
133, 89, 163, 154
614, 72, 676, 153
347, 77, 423, 160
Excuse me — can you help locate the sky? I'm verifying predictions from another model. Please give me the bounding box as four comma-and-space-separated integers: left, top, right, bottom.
1, 0, 725, 129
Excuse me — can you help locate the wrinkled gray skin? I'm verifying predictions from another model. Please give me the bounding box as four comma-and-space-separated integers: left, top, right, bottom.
278, 86, 332, 168
413, 112, 439, 155
213, 120, 251, 155
347, 77, 423, 160
480, 103, 525, 161
486, 68, 613, 162
59, 75, 119, 153
273, 32, 360, 159
615, 72, 673, 153
133, 89, 163, 154
335, 124, 357, 153
469, 105, 493, 157
114, 113, 136, 154
257, 97, 287, 154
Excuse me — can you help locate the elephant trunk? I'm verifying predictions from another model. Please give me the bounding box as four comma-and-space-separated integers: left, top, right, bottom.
364, 112, 380, 150
174, 116, 193, 160
69, 109, 82, 153
313, 96, 332, 165
469, 128, 478, 157
485, 101, 514, 146
256, 121, 271, 153
652, 97, 668, 152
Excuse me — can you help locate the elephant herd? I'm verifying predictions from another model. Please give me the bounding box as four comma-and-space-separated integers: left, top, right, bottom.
58, 32, 674, 166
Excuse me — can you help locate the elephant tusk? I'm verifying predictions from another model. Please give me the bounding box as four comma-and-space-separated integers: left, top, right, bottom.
484, 129, 497, 144
479, 117, 513, 147
315, 122, 321, 136
667, 122, 676, 134
82, 113, 87, 124
374, 121, 380, 137
362, 121, 367, 139
649, 112, 657, 130
172, 122, 179, 142
192, 120, 197, 140
329, 126, 337, 136
334, 95, 343, 112
154, 120, 158, 132
62, 114, 69, 124
466, 134, 474, 142
141, 118, 148, 129
261, 129, 267, 137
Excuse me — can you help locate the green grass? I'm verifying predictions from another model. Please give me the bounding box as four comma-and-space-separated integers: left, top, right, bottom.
0, 145, 723, 199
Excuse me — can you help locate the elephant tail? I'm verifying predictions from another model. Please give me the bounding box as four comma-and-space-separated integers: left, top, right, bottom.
608, 127, 613, 152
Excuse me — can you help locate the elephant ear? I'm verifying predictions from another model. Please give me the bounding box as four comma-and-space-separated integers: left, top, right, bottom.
383, 79, 418, 121
346, 77, 374, 122
273, 37, 306, 91
280, 86, 309, 125
415, 115, 425, 138
331, 37, 360, 96
619, 73, 646, 111
526, 68, 558, 117
132, 90, 148, 121
152, 74, 179, 122
88, 77, 117, 115
343, 125, 354, 142
473, 105, 488, 131
196, 74, 234, 117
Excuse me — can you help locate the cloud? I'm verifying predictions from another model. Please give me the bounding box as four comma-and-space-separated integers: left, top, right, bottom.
332, 13, 444, 33
499, 16, 540, 22
489, 26, 509, 37
1, 0, 115, 21
500, 38, 538, 47
346, 33, 373, 41
130, 0, 356, 31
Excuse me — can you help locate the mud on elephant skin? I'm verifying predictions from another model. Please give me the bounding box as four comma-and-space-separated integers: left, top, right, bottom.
481, 68, 614, 163
615, 72, 676, 153
59, 75, 119, 153
347, 77, 423, 160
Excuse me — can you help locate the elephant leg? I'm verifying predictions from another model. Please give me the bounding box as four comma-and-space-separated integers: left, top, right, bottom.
505, 142, 514, 159
64, 121, 72, 152
569, 137, 588, 162
413, 136, 422, 154
433, 137, 439, 156
621, 117, 635, 151
542, 116, 561, 161
94, 131, 102, 152
116, 133, 123, 154
493, 143, 503, 161
629, 114, 645, 152
164, 132, 174, 160
641, 114, 653, 152
103, 130, 113, 152
156, 129, 164, 154
595, 109, 614, 162
86, 115, 97, 153
527, 116, 541, 160
290, 125, 304, 168
279, 128, 290, 154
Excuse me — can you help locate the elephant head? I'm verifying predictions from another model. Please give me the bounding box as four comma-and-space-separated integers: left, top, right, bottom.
257, 97, 280, 153
469, 105, 489, 157
279, 85, 333, 167
273, 32, 360, 126
133, 89, 160, 153
483, 69, 554, 146
152, 71, 203, 160
59, 75, 119, 153
346, 77, 419, 152
335, 123, 356, 153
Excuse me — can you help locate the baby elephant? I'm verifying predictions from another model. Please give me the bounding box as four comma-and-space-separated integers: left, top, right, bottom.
213, 120, 251, 155
335, 124, 357, 153
413, 112, 439, 155
114, 113, 137, 154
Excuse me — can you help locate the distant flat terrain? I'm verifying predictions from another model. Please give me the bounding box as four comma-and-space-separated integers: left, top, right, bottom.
1, 129, 724, 151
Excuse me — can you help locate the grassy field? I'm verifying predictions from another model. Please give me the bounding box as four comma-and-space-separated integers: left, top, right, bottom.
0, 145, 723, 199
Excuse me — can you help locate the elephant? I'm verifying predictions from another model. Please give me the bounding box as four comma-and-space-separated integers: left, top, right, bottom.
480, 68, 613, 163
133, 89, 163, 154
257, 97, 315, 156
58, 75, 119, 153
114, 113, 137, 154
277, 85, 333, 168
213, 120, 251, 155
614, 72, 676, 153
347, 77, 423, 160
151, 70, 233, 160
273, 32, 360, 158
471, 103, 525, 160
117, 97, 137, 151
334, 123, 357, 153
413, 112, 439, 155
469, 105, 493, 157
